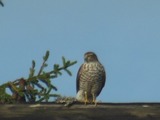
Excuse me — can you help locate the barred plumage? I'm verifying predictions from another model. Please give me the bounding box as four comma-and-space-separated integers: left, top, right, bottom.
76, 52, 106, 105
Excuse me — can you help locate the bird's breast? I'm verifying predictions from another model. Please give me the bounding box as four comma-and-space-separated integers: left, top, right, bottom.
80, 62, 104, 81
83, 62, 103, 71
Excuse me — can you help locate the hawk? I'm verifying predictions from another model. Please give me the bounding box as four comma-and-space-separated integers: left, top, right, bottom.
76, 52, 106, 105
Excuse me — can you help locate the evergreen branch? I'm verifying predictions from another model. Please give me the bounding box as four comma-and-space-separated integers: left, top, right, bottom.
0, 51, 77, 103
0, 0, 4, 7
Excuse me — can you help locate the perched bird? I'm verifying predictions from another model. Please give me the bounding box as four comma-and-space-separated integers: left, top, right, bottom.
76, 52, 106, 105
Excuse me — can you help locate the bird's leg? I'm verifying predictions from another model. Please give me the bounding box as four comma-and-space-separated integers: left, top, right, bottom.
84, 91, 88, 105
92, 93, 97, 106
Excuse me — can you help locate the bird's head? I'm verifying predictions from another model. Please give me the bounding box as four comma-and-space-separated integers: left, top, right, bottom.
84, 52, 98, 62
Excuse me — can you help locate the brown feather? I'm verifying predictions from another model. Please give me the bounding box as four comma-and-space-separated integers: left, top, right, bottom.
76, 64, 83, 93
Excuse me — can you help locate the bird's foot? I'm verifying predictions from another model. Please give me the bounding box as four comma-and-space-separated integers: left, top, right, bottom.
93, 100, 97, 106
84, 91, 89, 105
92, 94, 97, 106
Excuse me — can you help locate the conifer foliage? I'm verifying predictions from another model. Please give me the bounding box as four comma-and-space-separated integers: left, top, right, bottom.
0, 51, 77, 103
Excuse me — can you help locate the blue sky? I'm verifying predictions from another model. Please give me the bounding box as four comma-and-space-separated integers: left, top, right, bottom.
0, 0, 160, 102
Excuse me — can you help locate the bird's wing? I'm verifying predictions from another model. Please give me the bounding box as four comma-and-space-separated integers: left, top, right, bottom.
76, 64, 83, 93
97, 67, 106, 96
